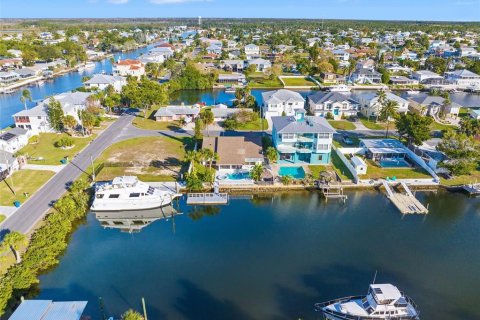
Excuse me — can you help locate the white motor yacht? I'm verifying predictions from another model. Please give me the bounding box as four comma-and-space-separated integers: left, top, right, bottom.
315, 283, 420, 320
406, 90, 420, 95
329, 85, 351, 93
91, 176, 181, 211
85, 62, 96, 69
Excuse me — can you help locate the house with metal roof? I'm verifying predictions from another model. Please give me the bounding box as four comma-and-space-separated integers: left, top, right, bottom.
307, 91, 360, 119
408, 95, 461, 117
261, 89, 305, 120
9, 299, 87, 320
445, 69, 480, 87
84, 73, 126, 92
358, 91, 409, 118
271, 110, 336, 164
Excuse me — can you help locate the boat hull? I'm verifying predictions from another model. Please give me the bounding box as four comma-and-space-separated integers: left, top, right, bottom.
91, 197, 174, 212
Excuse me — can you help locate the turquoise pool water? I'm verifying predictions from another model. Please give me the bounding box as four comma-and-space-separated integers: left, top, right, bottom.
226, 171, 251, 180
380, 159, 410, 168
279, 166, 306, 179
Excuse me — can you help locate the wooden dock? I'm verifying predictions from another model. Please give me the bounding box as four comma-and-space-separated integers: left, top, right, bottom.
382, 181, 428, 214
186, 193, 229, 205
316, 181, 348, 202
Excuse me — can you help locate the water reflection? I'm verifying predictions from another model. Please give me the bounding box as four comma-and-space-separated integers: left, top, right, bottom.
93, 205, 181, 233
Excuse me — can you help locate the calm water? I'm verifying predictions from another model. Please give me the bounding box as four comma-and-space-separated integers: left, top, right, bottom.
36, 191, 480, 320
0, 45, 154, 129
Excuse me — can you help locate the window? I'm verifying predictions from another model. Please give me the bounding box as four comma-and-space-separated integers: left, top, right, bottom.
37, 116, 42, 119
317, 133, 330, 139
129, 193, 140, 198
109, 194, 120, 198
96, 194, 104, 199
280, 153, 293, 161
317, 144, 330, 150
318, 154, 324, 161
282, 133, 295, 140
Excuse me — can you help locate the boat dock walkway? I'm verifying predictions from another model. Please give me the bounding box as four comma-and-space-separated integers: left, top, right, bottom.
381, 181, 428, 214
462, 183, 480, 196
186, 193, 229, 205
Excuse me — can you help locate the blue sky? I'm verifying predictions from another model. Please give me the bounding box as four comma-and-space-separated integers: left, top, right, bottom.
1, 0, 479, 21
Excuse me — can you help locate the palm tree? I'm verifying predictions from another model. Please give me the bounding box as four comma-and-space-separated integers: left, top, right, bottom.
201, 109, 214, 136
63, 115, 77, 135
375, 89, 387, 122
250, 163, 264, 182
20, 89, 32, 110
184, 150, 201, 174
2, 231, 27, 263
266, 146, 278, 163
379, 99, 399, 138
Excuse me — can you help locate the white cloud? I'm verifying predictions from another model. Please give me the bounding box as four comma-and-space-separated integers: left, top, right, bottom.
108, 0, 129, 4
149, 0, 212, 4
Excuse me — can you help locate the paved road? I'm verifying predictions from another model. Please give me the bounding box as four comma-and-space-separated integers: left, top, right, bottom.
1, 115, 134, 234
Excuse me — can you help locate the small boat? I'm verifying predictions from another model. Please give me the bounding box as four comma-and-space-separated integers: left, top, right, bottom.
315, 283, 420, 320
329, 85, 351, 93
449, 88, 459, 94
225, 87, 236, 93
36, 80, 45, 86
406, 90, 420, 95
77, 66, 86, 73
91, 176, 181, 211
1, 89, 16, 94
466, 84, 480, 93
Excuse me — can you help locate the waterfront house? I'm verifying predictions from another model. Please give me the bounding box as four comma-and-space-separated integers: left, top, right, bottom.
360, 139, 407, 162
319, 72, 345, 84
13, 68, 37, 79
271, 110, 336, 164
261, 89, 305, 120
0, 71, 20, 85
0, 127, 31, 153
307, 91, 360, 119
408, 96, 461, 117
113, 59, 145, 79
202, 136, 264, 170
350, 68, 382, 84
13, 92, 93, 135
411, 70, 444, 84
9, 299, 88, 320
469, 109, 480, 120
246, 58, 272, 72
154, 105, 200, 123
445, 69, 480, 87
150, 46, 175, 58
244, 44, 260, 57
217, 73, 246, 85
84, 74, 127, 92
207, 44, 222, 55
359, 92, 409, 118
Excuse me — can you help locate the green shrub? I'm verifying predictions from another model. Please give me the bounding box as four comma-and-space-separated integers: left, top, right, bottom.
55, 137, 75, 148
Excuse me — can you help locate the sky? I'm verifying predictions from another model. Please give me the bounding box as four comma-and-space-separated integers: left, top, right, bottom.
1, 0, 479, 21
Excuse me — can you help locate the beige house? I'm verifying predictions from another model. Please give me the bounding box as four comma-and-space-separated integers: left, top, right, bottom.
202, 136, 264, 170
154, 105, 200, 123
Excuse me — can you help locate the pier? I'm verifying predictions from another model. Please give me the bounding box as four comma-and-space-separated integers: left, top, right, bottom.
462, 183, 480, 196
381, 181, 428, 214
316, 181, 348, 203
186, 193, 229, 205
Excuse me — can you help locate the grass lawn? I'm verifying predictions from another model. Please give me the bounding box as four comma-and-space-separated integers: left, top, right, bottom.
328, 120, 356, 130
20, 133, 96, 165
95, 136, 194, 182
430, 122, 456, 131
440, 168, 480, 186
282, 77, 316, 87
307, 165, 329, 180
248, 76, 283, 88
0, 214, 5, 223
362, 159, 431, 180
0, 170, 55, 206
459, 107, 470, 118
359, 117, 389, 130
132, 107, 183, 131
235, 119, 269, 131
331, 151, 355, 181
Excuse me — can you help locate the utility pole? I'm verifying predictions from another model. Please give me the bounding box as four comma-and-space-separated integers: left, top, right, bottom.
142, 297, 148, 320
90, 154, 95, 182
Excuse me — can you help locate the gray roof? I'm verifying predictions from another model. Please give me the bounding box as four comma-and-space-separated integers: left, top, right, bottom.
0, 127, 28, 141
154, 105, 200, 117
361, 91, 409, 105
272, 116, 336, 134
84, 74, 125, 85
9, 300, 87, 320
13, 92, 92, 117
412, 96, 445, 106
0, 150, 16, 165
308, 91, 359, 105
262, 89, 305, 105
448, 69, 480, 78
13, 68, 36, 76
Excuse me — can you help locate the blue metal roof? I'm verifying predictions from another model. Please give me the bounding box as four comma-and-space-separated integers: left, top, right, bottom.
9, 300, 88, 320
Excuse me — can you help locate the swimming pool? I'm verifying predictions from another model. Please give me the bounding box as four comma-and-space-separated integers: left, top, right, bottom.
379, 159, 410, 168
226, 171, 251, 180
278, 166, 306, 179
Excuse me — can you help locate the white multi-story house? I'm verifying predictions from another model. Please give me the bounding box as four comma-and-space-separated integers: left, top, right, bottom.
358, 92, 410, 118
308, 92, 360, 119
247, 58, 271, 72
112, 59, 145, 79
0, 127, 31, 153
84, 74, 126, 92
411, 70, 444, 84
261, 89, 305, 120
445, 69, 480, 87
12, 92, 94, 135
244, 44, 260, 57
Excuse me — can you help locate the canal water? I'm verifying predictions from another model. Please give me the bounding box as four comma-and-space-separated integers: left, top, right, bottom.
35, 191, 480, 320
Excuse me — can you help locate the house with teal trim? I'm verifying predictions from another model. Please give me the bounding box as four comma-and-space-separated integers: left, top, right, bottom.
271, 110, 336, 164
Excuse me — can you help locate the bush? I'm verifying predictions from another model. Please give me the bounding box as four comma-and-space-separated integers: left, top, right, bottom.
55, 137, 75, 148
326, 112, 334, 120
29, 136, 39, 144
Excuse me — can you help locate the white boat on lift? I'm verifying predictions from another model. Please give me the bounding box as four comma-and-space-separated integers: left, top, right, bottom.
329, 85, 351, 93
406, 90, 420, 95
91, 176, 181, 212
315, 283, 420, 320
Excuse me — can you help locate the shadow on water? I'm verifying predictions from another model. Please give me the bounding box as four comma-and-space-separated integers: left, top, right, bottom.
174, 279, 254, 320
